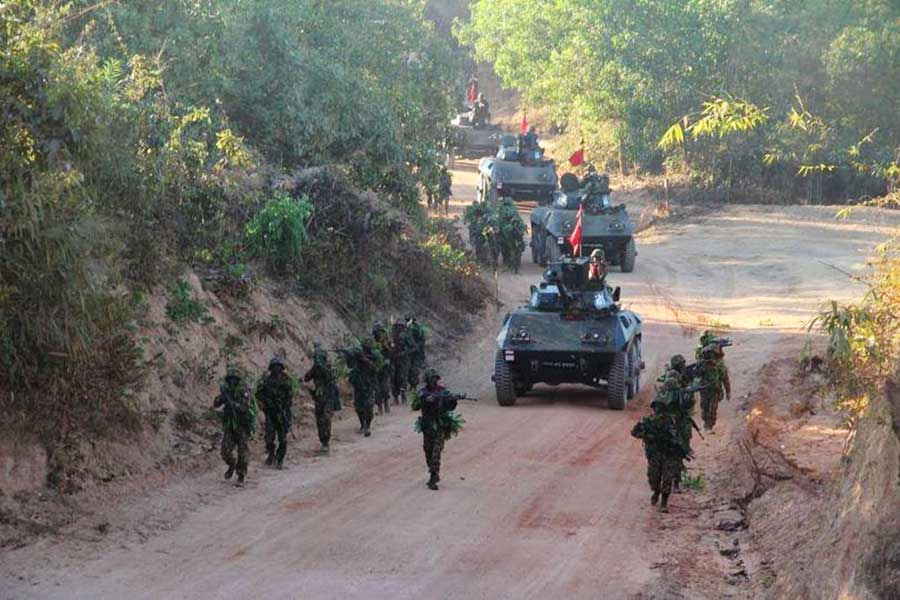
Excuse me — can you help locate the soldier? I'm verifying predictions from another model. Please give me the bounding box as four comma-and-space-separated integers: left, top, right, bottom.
656, 370, 700, 493
391, 319, 413, 404
213, 365, 258, 487
471, 93, 490, 128
415, 368, 467, 490
406, 317, 427, 389
437, 166, 452, 213
630, 390, 687, 512
256, 354, 295, 469
665, 354, 691, 387
304, 344, 341, 454
695, 332, 732, 431
345, 337, 382, 437
372, 323, 393, 415
588, 249, 608, 282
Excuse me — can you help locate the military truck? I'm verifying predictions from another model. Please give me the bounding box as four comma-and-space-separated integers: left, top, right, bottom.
492, 257, 644, 409
477, 134, 557, 204
529, 172, 636, 272
449, 111, 503, 161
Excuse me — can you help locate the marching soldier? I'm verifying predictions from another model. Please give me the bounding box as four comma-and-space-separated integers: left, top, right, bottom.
213, 365, 258, 487
304, 344, 341, 454
256, 354, 295, 469
414, 369, 469, 490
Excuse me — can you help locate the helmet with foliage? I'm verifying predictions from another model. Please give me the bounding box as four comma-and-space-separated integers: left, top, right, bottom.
312, 343, 328, 364
669, 354, 686, 371
372, 323, 386, 335
699, 330, 716, 347
423, 368, 440, 382
269, 354, 286, 371
225, 364, 242, 381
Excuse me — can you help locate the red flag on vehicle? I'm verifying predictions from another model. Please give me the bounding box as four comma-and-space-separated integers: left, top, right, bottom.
467, 79, 478, 104
568, 205, 584, 256
520, 109, 528, 134
568, 145, 585, 167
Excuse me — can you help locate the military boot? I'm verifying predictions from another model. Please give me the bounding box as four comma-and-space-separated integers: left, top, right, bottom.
364, 426, 371, 437
376, 403, 384, 416
651, 491, 660, 506
265, 452, 275, 466
235, 473, 245, 488
276, 458, 284, 470
224, 465, 235, 480
659, 494, 670, 513
384, 401, 390, 414
427, 472, 439, 491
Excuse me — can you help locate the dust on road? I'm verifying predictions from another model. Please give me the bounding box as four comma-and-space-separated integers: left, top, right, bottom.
3, 160, 898, 599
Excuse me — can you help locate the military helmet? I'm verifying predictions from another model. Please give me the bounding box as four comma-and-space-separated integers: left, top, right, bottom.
669, 354, 686, 370
478, 92, 485, 101
225, 364, 242, 380
586, 164, 597, 174
393, 318, 406, 328
699, 330, 716, 347
423, 368, 440, 382
372, 322, 386, 334
269, 354, 286, 370
590, 248, 605, 260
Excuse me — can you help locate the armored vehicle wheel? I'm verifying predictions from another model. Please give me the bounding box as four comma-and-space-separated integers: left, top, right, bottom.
495, 350, 517, 406
621, 238, 636, 273
544, 235, 562, 265
530, 233, 541, 264
607, 351, 628, 410
631, 338, 642, 397
627, 343, 641, 399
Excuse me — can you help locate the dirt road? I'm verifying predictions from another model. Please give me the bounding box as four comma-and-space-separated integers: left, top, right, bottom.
3, 162, 898, 599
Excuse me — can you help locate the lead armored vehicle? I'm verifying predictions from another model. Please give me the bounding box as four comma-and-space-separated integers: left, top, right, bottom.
477, 134, 557, 204
493, 257, 644, 409
450, 111, 502, 161
529, 172, 636, 271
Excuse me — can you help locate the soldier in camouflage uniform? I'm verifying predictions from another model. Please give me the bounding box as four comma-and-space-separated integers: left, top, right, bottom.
656, 367, 699, 493
631, 388, 687, 512
372, 324, 393, 415
304, 343, 341, 454
345, 337, 383, 437
416, 368, 465, 491
213, 365, 258, 487
390, 319, 413, 404
406, 317, 427, 389
256, 354, 295, 469
696, 331, 732, 431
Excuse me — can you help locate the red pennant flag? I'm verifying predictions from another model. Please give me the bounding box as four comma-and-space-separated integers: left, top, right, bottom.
568, 205, 584, 256
467, 81, 478, 104
568, 147, 585, 166
520, 109, 528, 134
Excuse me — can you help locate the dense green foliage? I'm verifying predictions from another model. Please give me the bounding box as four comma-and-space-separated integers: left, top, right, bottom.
458, 0, 900, 201
0, 0, 475, 462
246, 193, 313, 271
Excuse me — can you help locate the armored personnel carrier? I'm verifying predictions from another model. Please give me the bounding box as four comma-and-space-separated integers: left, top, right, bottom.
450, 111, 502, 161
529, 172, 636, 272
477, 134, 557, 204
492, 257, 644, 409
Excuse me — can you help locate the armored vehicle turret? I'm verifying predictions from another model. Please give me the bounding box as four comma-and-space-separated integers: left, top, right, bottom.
530, 171, 636, 271
492, 257, 644, 409
450, 111, 503, 161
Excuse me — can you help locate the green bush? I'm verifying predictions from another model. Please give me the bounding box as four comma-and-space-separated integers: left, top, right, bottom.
246, 193, 313, 272
165, 280, 213, 324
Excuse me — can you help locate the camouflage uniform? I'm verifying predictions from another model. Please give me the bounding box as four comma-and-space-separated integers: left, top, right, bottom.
406, 317, 427, 389
214, 367, 258, 487
346, 338, 383, 437
372, 325, 393, 415
695, 335, 731, 431
304, 345, 341, 451
417, 368, 461, 490
631, 395, 687, 512
390, 320, 413, 404
256, 356, 294, 469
